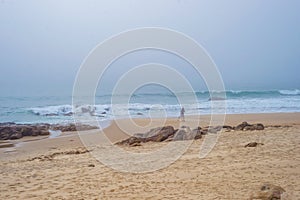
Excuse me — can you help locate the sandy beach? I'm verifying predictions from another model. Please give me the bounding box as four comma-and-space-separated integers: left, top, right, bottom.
0, 113, 300, 199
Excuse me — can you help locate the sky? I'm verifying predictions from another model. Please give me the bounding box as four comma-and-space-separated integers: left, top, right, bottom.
0, 0, 299, 96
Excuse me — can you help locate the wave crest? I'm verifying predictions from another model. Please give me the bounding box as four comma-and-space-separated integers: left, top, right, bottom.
278, 89, 300, 95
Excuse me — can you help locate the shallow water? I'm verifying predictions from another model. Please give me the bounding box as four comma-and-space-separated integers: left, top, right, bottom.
0, 90, 299, 124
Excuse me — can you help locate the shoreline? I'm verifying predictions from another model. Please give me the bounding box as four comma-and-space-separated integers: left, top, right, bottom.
1, 112, 299, 154
1, 112, 300, 142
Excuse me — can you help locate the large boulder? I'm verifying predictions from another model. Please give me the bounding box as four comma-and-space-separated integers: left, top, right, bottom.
235, 121, 250, 131
235, 122, 264, 131
0, 127, 12, 140
9, 132, 23, 140
142, 126, 175, 142
173, 126, 202, 141
117, 126, 176, 145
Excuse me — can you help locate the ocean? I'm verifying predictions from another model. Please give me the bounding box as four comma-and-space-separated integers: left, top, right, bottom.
0, 89, 299, 124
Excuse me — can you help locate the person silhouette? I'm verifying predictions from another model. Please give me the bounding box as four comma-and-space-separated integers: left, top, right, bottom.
180, 107, 185, 122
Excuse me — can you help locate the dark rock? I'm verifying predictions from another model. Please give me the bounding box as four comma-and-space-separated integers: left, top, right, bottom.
0, 123, 96, 140
144, 126, 175, 142
0, 127, 12, 140
117, 126, 176, 145
20, 126, 34, 136
173, 126, 200, 141
250, 183, 285, 200
235, 122, 265, 131
40, 130, 50, 136
192, 128, 202, 140
88, 164, 95, 167
245, 142, 264, 147
208, 126, 223, 133
50, 123, 98, 132
253, 123, 264, 130
116, 137, 142, 146
10, 132, 22, 139
173, 129, 187, 141
222, 125, 233, 130
235, 121, 250, 131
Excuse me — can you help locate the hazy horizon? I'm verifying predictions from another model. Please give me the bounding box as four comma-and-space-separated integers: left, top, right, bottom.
0, 0, 299, 97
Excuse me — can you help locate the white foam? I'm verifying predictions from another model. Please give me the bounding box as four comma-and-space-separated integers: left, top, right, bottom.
279, 89, 300, 95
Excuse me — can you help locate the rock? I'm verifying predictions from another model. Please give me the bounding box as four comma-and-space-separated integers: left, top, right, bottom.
235, 121, 250, 131
144, 126, 175, 142
250, 183, 285, 200
173, 129, 187, 141
40, 130, 50, 136
0, 123, 97, 140
117, 137, 142, 146
125, 126, 203, 146
245, 142, 264, 147
50, 123, 98, 132
20, 125, 34, 136
0, 127, 11, 140
235, 122, 265, 131
208, 126, 223, 133
222, 125, 233, 130
10, 132, 23, 140
192, 128, 202, 140
201, 125, 233, 134
88, 164, 95, 167
117, 126, 176, 145
253, 123, 264, 130
173, 126, 200, 141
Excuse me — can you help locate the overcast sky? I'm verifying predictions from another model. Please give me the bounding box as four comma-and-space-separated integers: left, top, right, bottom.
0, 0, 299, 96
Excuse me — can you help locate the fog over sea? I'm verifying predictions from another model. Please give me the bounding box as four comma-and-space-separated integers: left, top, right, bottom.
0, 89, 299, 125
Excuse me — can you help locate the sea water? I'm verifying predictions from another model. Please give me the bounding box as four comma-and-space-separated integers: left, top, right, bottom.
0, 89, 299, 124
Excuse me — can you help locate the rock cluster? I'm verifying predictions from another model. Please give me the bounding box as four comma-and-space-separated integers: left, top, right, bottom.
116, 122, 267, 146
234, 121, 264, 131
116, 126, 176, 146
0, 123, 51, 140
116, 126, 206, 146
50, 124, 98, 132
0, 123, 98, 140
